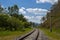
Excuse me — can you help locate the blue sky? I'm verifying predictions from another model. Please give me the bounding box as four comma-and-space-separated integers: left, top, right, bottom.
0, 0, 52, 9
0, 0, 58, 23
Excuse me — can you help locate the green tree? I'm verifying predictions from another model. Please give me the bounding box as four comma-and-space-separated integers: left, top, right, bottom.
0, 5, 3, 13
8, 5, 19, 15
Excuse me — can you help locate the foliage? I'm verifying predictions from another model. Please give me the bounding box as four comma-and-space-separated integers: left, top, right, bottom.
0, 4, 32, 31
8, 5, 19, 15
0, 5, 3, 13
40, 1, 60, 30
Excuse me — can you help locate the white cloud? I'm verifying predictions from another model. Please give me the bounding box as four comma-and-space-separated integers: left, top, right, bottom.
24, 16, 43, 23
36, 0, 58, 4
24, 16, 35, 19
24, 16, 32, 19
35, 16, 43, 19
26, 8, 48, 15
19, 7, 48, 15
21, 7, 25, 9
19, 7, 26, 14
19, 7, 48, 23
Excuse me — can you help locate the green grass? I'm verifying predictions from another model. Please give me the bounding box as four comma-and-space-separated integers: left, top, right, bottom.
40, 28, 60, 40
53, 28, 60, 33
0, 28, 33, 40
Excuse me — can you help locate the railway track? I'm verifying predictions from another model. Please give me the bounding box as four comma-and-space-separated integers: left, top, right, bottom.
16, 29, 39, 40
16, 29, 49, 40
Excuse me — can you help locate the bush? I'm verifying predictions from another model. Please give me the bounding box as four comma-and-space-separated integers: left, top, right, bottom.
0, 14, 24, 31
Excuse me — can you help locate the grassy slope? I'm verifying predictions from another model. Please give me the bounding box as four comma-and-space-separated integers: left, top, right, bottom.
40, 28, 60, 40
0, 28, 33, 40
39, 2, 60, 40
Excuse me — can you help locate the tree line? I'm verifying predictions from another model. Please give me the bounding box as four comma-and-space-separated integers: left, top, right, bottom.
40, 0, 60, 30
0, 5, 33, 31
